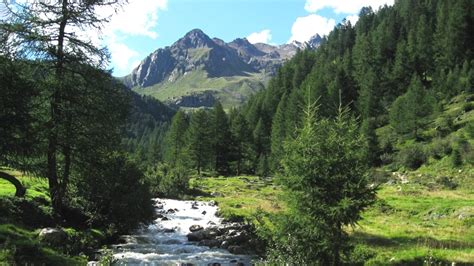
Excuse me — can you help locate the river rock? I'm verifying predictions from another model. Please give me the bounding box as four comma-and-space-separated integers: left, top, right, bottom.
208, 200, 217, 206
166, 209, 176, 214
161, 216, 169, 221
156, 204, 164, 209
163, 228, 175, 233
198, 239, 222, 248
189, 225, 203, 232
210, 192, 222, 197
227, 245, 247, 255
38, 227, 67, 246
187, 230, 206, 241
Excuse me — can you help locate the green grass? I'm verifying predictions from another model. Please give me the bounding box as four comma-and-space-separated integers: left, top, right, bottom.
189, 176, 284, 221
0, 168, 90, 265
190, 176, 474, 264
0, 224, 87, 265
353, 185, 474, 264
0, 168, 50, 200
133, 68, 266, 109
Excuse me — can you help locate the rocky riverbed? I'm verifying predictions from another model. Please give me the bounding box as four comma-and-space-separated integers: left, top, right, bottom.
106, 199, 257, 265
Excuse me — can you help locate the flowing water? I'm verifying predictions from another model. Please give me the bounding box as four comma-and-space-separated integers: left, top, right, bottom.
110, 199, 254, 265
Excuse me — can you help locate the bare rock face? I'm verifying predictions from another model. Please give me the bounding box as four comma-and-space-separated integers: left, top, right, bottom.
122, 29, 323, 108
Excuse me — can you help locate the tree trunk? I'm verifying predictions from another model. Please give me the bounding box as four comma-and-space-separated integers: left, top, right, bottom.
47, 0, 69, 216
0, 171, 26, 197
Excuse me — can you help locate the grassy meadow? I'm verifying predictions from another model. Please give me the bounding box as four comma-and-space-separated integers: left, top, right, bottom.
190, 175, 474, 265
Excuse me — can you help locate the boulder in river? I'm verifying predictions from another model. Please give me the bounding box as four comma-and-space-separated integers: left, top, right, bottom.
228, 245, 247, 255
187, 230, 206, 241
189, 224, 203, 232
198, 239, 222, 248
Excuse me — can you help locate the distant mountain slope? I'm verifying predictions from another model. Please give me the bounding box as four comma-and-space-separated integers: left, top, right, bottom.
122, 90, 176, 166
122, 29, 322, 108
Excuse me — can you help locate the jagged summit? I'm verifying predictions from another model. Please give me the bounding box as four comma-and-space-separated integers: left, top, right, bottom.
123, 29, 322, 108
175, 28, 215, 49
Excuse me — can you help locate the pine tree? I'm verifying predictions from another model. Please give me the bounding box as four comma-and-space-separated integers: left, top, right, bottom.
187, 109, 212, 175
164, 110, 189, 166
389, 75, 434, 137
270, 94, 288, 171
212, 101, 232, 174
230, 112, 252, 175
271, 104, 376, 264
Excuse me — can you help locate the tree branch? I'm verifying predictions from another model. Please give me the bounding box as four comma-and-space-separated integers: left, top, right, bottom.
0, 170, 26, 197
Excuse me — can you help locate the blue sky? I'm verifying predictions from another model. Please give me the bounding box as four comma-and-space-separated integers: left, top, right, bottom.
103, 0, 393, 76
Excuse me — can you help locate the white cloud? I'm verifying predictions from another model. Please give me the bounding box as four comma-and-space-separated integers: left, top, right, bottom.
346, 14, 359, 25
288, 14, 335, 43
108, 40, 140, 73
247, 29, 272, 44
96, 0, 168, 74
100, 0, 167, 39
304, 0, 394, 14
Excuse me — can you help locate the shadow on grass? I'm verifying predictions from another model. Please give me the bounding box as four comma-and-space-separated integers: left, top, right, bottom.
186, 188, 213, 198
353, 231, 474, 249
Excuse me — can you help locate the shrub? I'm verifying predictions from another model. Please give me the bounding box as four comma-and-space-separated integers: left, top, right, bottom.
462, 102, 474, 112
73, 154, 155, 234
396, 144, 427, 170
146, 162, 190, 198
428, 138, 452, 159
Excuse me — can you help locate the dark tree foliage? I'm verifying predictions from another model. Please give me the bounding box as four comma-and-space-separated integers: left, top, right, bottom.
211, 102, 232, 174
0, 56, 38, 196
124, 94, 175, 168
236, 0, 473, 174
1, 1, 156, 231
163, 109, 188, 166
187, 109, 213, 175
72, 153, 154, 234
229, 110, 253, 175
1, 0, 128, 214
268, 106, 376, 264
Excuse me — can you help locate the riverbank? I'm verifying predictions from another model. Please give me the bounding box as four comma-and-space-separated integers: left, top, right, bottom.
0, 169, 111, 265
108, 198, 255, 265
189, 175, 474, 265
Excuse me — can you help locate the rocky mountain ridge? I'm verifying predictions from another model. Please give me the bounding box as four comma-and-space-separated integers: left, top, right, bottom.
123, 29, 322, 108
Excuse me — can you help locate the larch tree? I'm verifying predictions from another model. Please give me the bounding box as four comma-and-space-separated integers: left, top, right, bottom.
1, 0, 126, 215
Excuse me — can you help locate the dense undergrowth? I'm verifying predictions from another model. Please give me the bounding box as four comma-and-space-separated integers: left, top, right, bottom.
0, 169, 111, 265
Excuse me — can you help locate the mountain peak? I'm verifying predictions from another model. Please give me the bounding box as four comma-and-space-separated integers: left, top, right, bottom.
175, 28, 214, 49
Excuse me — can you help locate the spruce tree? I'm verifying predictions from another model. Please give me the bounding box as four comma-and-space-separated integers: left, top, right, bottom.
271, 104, 376, 265
389, 75, 434, 137
164, 110, 189, 166
270, 94, 288, 171
230, 112, 252, 175
187, 109, 212, 175
212, 102, 231, 174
